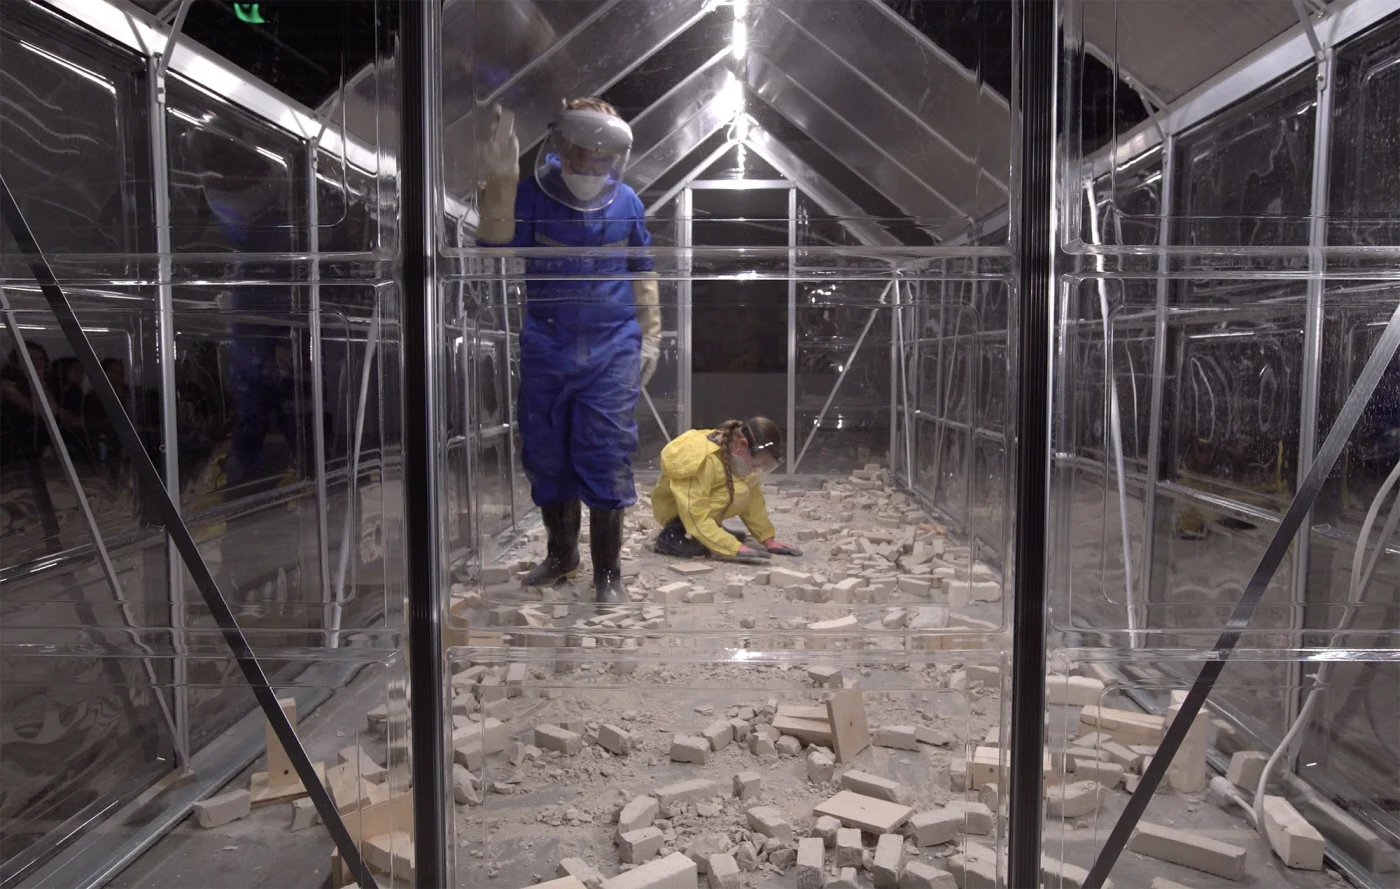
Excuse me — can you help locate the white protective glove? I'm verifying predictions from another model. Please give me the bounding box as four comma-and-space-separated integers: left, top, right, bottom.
478, 105, 521, 244
481, 104, 519, 183
640, 337, 660, 387
633, 274, 661, 387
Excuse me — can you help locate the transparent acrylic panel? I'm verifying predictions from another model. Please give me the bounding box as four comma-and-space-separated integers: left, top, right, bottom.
443, 0, 1017, 252
18, 652, 411, 889
0, 546, 172, 879
1040, 657, 1399, 888
1171, 69, 1316, 253
445, 647, 1008, 888
0, 305, 164, 564
793, 286, 892, 476
1325, 13, 1400, 249
0, 2, 150, 261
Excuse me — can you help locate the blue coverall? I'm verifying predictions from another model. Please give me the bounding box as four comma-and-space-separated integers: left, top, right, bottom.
207, 198, 298, 488
481, 172, 653, 511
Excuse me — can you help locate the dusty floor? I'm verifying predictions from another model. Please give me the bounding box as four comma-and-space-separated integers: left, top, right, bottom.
107, 472, 1356, 889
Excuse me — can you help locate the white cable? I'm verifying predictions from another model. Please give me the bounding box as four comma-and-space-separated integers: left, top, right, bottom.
1252, 454, 1400, 835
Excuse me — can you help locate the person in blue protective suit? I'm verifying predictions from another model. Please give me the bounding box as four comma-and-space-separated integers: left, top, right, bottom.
477, 97, 661, 605
193, 132, 305, 498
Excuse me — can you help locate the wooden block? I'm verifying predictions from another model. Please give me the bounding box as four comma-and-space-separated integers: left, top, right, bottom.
813, 791, 913, 834
778, 704, 831, 721
1079, 706, 1165, 745
249, 760, 326, 806
670, 562, 716, 576
826, 689, 870, 763
265, 697, 299, 789
364, 831, 415, 881
332, 793, 415, 886
343, 793, 414, 844
1127, 821, 1246, 881
1262, 795, 1325, 871
772, 714, 834, 746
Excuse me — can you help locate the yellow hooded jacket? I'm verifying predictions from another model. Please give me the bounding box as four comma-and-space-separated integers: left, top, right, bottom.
651, 428, 777, 558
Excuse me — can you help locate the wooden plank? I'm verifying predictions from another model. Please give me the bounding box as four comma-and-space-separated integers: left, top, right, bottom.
827, 689, 870, 763
249, 760, 326, 806
333, 793, 414, 885
265, 697, 299, 789
813, 791, 913, 833
771, 714, 834, 745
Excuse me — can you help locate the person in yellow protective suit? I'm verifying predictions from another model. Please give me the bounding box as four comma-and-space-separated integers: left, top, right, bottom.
651, 417, 802, 564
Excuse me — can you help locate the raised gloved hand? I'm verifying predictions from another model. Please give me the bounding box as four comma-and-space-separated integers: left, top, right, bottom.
640, 336, 660, 387
481, 104, 519, 182
763, 538, 802, 556
718, 544, 772, 564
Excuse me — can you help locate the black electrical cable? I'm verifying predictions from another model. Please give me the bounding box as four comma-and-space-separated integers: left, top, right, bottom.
1082, 296, 1400, 888
0, 176, 379, 888
1006, 0, 1054, 886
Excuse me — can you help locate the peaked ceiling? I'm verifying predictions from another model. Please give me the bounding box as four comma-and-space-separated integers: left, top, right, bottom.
307, 0, 1327, 245
321, 0, 1017, 243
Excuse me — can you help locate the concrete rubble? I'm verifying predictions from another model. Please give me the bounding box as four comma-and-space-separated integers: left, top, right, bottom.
301, 471, 1316, 889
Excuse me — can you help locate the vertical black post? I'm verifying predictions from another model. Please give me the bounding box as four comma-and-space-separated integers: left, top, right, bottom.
1007, 0, 1054, 887
402, 0, 449, 883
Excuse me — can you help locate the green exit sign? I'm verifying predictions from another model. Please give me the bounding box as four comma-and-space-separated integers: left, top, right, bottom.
233, 3, 265, 24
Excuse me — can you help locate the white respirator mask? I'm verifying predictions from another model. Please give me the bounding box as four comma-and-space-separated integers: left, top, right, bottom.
561, 171, 608, 201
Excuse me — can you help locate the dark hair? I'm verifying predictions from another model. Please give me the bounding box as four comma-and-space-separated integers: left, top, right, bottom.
717, 416, 783, 510
563, 96, 619, 117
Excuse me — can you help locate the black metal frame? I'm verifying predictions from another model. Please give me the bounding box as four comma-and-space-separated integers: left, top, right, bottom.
402, 0, 450, 884
1007, 0, 1054, 886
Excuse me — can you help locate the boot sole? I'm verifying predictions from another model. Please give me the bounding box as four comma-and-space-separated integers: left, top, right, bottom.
521, 567, 580, 587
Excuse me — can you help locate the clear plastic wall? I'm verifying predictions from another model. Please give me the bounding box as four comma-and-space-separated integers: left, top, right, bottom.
1, 1, 409, 885
1, 0, 1398, 888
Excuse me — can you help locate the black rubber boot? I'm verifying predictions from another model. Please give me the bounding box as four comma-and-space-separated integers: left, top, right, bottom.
590, 507, 629, 604
654, 519, 709, 558
522, 502, 581, 587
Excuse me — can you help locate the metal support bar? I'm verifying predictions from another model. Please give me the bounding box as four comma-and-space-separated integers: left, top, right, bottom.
643, 139, 738, 217
786, 185, 797, 472
1292, 0, 1326, 61
146, 53, 191, 772
308, 145, 334, 644
403, 1, 449, 882
1082, 298, 1400, 888
1006, 1, 1054, 886
679, 188, 693, 433
793, 280, 893, 473
894, 280, 915, 484
153, 0, 194, 89
1289, 39, 1336, 749
332, 303, 381, 646
1139, 134, 1175, 621
641, 386, 672, 443
1086, 179, 1140, 642
0, 299, 178, 748
498, 259, 519, 525
0, 173, 379, 889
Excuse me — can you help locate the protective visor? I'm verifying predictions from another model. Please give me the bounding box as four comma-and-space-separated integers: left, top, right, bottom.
745, 429, 783, 476
534, 109, 633, 212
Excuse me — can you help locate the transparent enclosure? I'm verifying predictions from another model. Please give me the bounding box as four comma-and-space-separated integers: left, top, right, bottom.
2, 0, 1398, 888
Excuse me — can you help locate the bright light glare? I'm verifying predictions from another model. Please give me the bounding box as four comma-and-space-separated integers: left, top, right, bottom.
734, 0, 748, 18
731, 20, 747, 59
723, 76, 744, 118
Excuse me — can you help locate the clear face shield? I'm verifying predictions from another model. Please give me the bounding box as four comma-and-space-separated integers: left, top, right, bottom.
535, 109, 633, 212
731, 434, 782, 482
